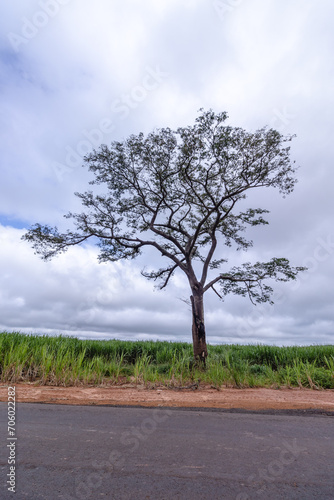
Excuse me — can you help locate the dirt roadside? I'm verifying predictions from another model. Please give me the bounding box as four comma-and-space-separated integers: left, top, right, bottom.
1, 383, 334, 410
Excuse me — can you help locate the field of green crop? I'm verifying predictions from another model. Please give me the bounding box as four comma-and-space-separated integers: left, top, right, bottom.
1, 331, 334, 389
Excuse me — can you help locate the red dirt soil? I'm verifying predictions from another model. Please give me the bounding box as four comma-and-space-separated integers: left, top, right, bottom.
1, 383, 334, 410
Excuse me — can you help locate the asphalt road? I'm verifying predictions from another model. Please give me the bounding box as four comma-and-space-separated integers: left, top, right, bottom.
1, 403, 334, 499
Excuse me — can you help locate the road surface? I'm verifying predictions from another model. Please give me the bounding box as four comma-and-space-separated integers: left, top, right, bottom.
1, 403, 333, 499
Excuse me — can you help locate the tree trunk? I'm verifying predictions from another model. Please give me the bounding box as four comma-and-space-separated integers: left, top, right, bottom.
190, 288, 208, 366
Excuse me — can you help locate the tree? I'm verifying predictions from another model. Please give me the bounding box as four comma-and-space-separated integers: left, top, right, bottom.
23, 110, 305, 365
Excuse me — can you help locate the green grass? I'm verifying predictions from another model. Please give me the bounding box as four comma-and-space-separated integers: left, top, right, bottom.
0, 331, 334, 389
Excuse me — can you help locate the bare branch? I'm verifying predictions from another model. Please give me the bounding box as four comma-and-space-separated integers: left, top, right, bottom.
211, 284, 223, 299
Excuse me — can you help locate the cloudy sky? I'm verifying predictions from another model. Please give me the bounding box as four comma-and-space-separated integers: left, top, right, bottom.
1, 0, 333, 346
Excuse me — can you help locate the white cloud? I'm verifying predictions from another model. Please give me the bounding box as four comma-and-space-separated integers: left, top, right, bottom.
1, 224, 333, 345
0, 225, 192, 340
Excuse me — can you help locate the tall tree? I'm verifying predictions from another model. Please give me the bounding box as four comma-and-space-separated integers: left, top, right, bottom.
23, 110, 305, 364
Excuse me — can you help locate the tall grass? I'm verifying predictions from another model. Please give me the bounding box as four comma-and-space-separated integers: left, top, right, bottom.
0, 331, 333, 389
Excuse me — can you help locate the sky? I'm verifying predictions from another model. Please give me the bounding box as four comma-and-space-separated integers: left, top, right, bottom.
0, 0, 333, 346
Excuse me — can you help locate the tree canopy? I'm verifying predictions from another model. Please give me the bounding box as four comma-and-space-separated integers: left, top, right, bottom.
23, 109, 305, 362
